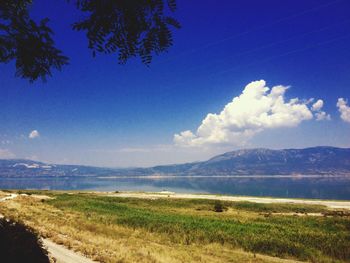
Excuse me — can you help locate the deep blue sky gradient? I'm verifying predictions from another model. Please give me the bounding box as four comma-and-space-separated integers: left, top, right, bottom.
1, 0, 350, 166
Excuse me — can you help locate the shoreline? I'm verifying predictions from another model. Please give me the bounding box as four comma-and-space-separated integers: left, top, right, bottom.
2, 189, 350, 209
97, 174, 350, 179
106, 191, 350, 210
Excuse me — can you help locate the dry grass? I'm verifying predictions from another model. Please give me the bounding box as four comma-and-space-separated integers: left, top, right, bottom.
0, 194, 302, 263
0, 190, 10, 198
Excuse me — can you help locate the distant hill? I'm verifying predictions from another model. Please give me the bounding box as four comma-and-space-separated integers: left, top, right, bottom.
1, 147, 350, 177
0, 159, 116, 178
147, 146, 350, 176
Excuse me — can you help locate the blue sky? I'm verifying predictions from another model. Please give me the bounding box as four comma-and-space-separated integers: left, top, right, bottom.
1, 0, 350, 167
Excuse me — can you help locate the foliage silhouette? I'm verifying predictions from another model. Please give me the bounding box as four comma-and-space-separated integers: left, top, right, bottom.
0, 0, 180, 82
0, 218, 50, 263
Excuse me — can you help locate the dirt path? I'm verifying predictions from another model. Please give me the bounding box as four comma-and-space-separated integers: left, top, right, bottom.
0, 193, 18, 202
109, 191, 350, 209
42, 239, 96, 263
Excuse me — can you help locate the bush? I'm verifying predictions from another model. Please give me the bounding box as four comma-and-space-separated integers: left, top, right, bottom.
214, 201, 224, 212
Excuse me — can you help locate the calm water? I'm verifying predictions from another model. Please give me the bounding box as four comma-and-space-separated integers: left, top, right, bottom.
1, 176, 350, 200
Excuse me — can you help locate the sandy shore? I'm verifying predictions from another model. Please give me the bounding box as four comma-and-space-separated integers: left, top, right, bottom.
2, 190, 350, 209
108, 191, 350, 210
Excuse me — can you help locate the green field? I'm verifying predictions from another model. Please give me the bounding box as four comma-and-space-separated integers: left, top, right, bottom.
43, 193, 349, 263
1, 190, 349, 262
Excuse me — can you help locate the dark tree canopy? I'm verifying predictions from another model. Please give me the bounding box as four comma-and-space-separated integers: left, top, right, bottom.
0, 0, 180, 82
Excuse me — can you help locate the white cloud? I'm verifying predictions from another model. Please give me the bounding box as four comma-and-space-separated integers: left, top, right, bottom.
315, 111, 331, 121
0, 149, 15, 159
311, 99, 323, 111
337, 98, 350, 123
174, 80, 326, 147
29, 130, 40, 139
311, 99, 331, 121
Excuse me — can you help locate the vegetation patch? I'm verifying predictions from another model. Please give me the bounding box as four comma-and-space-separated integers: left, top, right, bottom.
1, 191, 349, 262
44, 193, 350, 263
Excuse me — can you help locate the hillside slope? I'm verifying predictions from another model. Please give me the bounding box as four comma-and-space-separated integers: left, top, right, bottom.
1, 146, 349, 177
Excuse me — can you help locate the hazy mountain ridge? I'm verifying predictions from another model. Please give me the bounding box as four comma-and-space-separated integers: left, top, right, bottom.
0, 159, 116, 178
147, 146, 350, 176
1, 147, 349, 177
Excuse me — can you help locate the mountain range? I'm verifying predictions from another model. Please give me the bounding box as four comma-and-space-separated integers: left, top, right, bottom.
0, 146, 349, 177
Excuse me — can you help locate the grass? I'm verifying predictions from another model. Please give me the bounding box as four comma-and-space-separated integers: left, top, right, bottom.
1, 191, 349, 262
48, 194, 349, 262
0, 192, 8, 198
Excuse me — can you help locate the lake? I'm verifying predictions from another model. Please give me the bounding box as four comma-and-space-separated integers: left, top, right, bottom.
1, 176, 350, 200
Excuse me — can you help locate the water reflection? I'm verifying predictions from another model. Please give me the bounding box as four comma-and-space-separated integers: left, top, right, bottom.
0, 176, 349, 200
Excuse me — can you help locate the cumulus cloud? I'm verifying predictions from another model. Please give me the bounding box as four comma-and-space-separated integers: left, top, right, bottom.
314, 111, 331, 121
174, 80, 326, 147
337, 98, 350, 123
311, 99, 323, 111
0, 149, 15, 159
311, 99, 331, 121
29, 130, 40, 139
